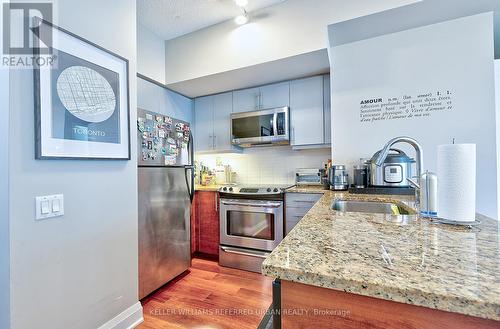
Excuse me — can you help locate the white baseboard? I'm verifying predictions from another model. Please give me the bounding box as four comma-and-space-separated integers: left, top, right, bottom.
97, 302, 144, 329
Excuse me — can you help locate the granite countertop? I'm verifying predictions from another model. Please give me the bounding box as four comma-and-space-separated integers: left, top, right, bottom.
285, 185, 329, 194
262, 191, 500, 321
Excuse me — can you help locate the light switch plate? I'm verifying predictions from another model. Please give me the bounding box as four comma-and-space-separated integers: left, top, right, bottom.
35, 194, 64, 220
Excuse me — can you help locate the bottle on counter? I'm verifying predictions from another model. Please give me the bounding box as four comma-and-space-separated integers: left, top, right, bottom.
420, 171, 438, 218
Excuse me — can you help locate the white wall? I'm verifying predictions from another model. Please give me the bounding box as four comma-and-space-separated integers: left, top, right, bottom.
8, 1, 141, 329
137, 23, 166, 84
496, 60, 500, 220
0, 5, 10, 325
164, 0, 419, 85
196, 147, 331, 185
330, 13, 497, 218
137, 77, 193, 123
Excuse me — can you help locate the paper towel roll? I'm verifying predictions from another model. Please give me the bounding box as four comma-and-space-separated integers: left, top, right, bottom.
437, 144, 476, 222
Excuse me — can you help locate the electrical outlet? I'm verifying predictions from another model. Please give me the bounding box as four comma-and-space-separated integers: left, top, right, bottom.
35, 194, 64, 220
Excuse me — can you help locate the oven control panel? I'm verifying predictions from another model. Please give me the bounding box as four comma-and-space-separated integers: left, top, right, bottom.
218, 186, 286, 195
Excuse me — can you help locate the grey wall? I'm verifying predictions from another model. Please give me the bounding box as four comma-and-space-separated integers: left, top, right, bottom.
137, 77, 194, 123
137, 24, 166, 84
0, 43, 11, 329
8, 0, 139, 328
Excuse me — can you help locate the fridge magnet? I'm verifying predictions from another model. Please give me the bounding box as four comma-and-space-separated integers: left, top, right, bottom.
167, 144, 177, 155
164, 155, 177, 166
137, 121, 145, 133
33, 18, 130, 160
175, 122, 184, 132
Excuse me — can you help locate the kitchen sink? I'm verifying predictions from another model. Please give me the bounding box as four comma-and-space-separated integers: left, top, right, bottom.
331, 200, 417, 216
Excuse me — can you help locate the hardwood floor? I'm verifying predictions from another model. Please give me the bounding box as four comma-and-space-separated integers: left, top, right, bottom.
139, 258, 273, 329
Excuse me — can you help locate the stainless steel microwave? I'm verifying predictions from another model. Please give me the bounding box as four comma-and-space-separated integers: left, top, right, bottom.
231, 107, 289, 147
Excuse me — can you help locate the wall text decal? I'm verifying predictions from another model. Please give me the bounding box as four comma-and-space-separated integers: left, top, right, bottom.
359, 90, 453, 123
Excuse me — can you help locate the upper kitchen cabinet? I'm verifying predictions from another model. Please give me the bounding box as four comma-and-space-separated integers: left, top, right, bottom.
194, 92, 239, 153
260, 81, 290, 109
290, 75, 326, 147
213, 92, 233, 151
233, 87, 260, 113
323, 74, 332, 145
194, 96, 214, 152
232, 82, 290, 113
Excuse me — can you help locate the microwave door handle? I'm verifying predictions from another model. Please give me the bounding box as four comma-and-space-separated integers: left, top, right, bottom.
273, 112, 278, 137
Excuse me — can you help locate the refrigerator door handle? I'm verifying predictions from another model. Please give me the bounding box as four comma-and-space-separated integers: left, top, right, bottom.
184, 166, 195, 203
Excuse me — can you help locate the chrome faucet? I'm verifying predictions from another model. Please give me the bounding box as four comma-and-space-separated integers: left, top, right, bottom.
374, 136, 424, 179
375, 136, 424, 208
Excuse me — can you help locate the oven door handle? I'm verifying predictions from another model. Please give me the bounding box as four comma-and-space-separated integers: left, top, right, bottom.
220, 246, 270, 259
220, 200, 282, 208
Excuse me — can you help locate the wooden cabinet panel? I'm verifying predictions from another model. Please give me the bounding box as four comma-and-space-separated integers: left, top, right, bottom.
190, 192, 198, 254
290, 76, 325, 146
281, 280, 500, 329
192, 191, 219, 257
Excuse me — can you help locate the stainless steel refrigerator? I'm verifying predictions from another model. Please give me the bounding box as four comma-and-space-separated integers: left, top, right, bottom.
137, 108, 194, 300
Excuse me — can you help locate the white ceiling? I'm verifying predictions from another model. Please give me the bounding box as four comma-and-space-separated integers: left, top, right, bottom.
137, 0, 286, 41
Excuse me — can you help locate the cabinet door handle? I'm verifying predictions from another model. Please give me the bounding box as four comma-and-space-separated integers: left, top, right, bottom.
213, 135, 217, 149
215, 194, 218, 212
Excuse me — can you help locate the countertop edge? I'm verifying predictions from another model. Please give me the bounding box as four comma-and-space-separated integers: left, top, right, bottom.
261, 192, 500, 321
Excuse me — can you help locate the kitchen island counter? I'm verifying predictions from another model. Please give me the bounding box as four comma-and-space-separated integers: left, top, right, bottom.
262, 191, 500, 322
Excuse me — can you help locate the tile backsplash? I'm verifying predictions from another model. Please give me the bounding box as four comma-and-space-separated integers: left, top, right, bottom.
195, 146, 331, 185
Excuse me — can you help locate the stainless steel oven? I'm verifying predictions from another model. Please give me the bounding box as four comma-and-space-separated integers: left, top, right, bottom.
220, 198, 283, 251
218, 186, 285, 272
231, 107, 289, 147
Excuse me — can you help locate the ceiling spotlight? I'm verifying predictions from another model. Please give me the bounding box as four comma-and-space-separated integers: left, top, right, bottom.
234, 0, 248, 7
234, 12, 249, 25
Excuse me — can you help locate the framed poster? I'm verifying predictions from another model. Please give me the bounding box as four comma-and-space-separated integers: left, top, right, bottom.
33, 18, 130, 160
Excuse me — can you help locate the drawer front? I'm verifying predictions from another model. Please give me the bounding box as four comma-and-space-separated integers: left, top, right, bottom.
285, 193, 322, 235
285, 206, 312, 219
285, 215, 304, 235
